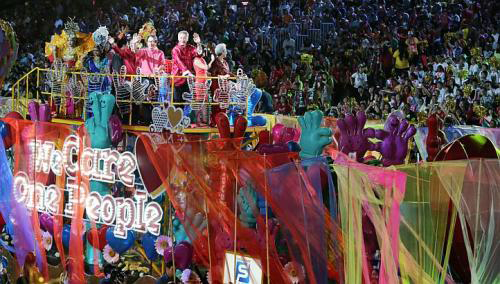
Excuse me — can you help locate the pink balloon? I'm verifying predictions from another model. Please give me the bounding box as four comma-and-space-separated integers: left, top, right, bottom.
174, 241, 193, 270
108, 114, 123, 147
271, 123, 285, 144
272, 123, 301, 144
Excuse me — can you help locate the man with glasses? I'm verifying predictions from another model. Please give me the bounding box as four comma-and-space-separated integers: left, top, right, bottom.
135, 34, 165, 76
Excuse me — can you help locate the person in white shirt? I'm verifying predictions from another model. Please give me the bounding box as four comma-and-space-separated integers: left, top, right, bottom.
351, 66, 368, 89
437, 83, 447, 104
469, 57, 479, 76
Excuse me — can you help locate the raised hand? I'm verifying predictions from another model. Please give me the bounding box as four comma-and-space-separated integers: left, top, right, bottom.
192, 33, 201, 44
298, 110, 332, 159
337, 111, 377, 162
376, 114, 416, 166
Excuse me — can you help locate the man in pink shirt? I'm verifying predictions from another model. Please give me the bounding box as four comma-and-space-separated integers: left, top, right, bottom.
171, 30, 202, 103
135, 35, 165, 75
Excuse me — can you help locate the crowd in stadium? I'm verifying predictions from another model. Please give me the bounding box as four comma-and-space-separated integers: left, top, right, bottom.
1, 0, 498, 127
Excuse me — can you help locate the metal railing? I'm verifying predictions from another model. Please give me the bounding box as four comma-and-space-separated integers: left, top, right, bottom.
11, 67, 252, 126
261, 22, 335, 55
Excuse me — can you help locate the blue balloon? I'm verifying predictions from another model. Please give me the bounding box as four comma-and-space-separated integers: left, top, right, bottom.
141, 233, 158, 261
287, 141, 301, 152
62, 224, 71, 249
106, 227, 136, 254
0, 122, 9, 139
249, 116, 267, 126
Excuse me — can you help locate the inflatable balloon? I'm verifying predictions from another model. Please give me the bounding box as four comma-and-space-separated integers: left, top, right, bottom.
271, 123, 301, 144
298, 110, 333, 159
62, 224, 71, 249
163, 245, 174, 264
337, 111, 376, 162
376, 114, 416, 166
174, 241, 193, 270
0, 213, 5, 233
135, 136, 165, 198
247, 88, 267, 126
426, 114, 447, 161
87, 225, 108, 250
4, 111, 23, 120
142, 233, 159, 261
0, 20, 19, 88
39, 213, 54, 235
0, 121, 12, 149
434, 134, 499, 283
108, 114, 123, 147
105, 227, 136, 254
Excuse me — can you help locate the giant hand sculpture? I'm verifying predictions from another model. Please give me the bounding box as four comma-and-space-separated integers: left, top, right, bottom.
426, 113, 447, 162
256, 123, 301, 155
85, 91, 115, 149
83, 91, 115, 270
298, 110, 332, 159
28, 101, 51, 122
237, 181, 258, 228
337, 111, 377, 162
376, 114, 416, 167
247, 88, 267, 126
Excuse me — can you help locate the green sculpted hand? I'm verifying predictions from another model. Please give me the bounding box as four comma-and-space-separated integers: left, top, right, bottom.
84, 91, 116, 269
237, 181, 258, 228
298, 110, 333, 159
85, 91, 115, 149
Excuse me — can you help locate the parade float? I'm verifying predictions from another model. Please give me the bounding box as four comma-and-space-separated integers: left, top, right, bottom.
0, 19, 499, 284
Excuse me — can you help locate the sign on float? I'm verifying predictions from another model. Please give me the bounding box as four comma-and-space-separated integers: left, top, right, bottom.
13, 134, 163, 239
223, 252, 262, 284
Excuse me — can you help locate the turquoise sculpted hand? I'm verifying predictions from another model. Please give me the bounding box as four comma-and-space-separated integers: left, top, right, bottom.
85, 91, 115, 149
237, 181, 258, 228
84, 91, 115, 269
298, 110, 332, 159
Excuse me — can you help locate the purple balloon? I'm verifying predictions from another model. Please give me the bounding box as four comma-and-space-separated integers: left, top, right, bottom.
108, 114, 123, 147
164, 245, 174, 264
256, 144, 290, 155
174, 241, 193, 270
39, 213, 54, 235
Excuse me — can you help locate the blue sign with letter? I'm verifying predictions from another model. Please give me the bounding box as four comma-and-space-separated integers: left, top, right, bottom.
236, 260, 250, 283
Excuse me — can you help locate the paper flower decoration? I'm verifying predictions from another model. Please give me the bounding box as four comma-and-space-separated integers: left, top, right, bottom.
103, 244, 120, 264
181, 269, 200, 283
284, 262, 305, 284
154, 235, 172, 256
181, 269, 192, 283
42, 230, 53, 251
206, 270, 212, 284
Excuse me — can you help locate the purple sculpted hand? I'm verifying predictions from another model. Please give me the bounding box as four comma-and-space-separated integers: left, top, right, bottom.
376, 115, 416, 167
337, 111, 376, 162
